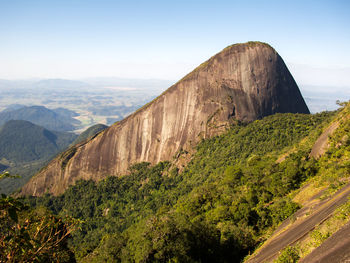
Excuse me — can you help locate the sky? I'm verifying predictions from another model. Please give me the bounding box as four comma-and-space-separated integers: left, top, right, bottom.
0, 0, 349, 88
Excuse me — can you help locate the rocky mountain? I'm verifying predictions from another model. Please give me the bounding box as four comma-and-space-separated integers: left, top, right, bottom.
28, 104, 347, 262
21, 41, 309, 196
0, 105, 80, 132
71, 124, 108, 146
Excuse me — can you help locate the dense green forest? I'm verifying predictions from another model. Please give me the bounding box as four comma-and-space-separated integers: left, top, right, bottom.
0, 120, 77, 194
0, 120, 76, 163
0, 172, 77, 262
24, 107, 345, 262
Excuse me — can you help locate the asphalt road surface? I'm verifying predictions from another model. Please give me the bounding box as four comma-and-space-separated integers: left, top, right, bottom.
300, 221, 350, 263
246, 183, 350, 263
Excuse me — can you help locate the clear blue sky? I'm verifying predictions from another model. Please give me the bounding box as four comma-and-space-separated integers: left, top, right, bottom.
0, 0, 349, 86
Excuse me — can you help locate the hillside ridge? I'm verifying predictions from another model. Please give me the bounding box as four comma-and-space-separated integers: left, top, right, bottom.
0, 120, 77, 194
0, 105, 80, 132
21, 41, 309, 196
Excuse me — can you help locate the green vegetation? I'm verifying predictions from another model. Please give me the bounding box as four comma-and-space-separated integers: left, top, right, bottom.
0, 172, 77, 262
263, 102, 350, 261
25, 108, 341, 262
316, 102, 350, 188
274, 246, 300, 263
270, 199, 350, 261
61, 147, 78, 171
0, 105, 80, 132
72, 124, 108, 145
223, 41, 273, 53
0, 120, 76, 163
0, 120, 77, 194
0, 79, 167, 132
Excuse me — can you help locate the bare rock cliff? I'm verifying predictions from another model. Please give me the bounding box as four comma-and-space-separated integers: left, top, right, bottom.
21, 42, 309, 196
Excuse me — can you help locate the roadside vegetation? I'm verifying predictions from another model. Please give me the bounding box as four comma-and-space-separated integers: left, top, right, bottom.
1, 102, 347, 262
271, 101, 350, 262
23, 106, 343, 262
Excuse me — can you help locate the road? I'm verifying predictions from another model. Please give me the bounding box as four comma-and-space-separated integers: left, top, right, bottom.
309, 122, 339, 158
246, 183, 350, 263
299, 221, 350, 263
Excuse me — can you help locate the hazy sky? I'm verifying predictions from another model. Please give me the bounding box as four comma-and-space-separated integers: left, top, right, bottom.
0, 0, 349, 87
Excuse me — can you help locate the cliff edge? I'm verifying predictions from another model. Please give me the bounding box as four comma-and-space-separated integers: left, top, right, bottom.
21, 41, 309, 196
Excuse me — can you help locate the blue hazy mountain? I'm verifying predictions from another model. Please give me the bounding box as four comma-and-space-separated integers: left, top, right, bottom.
0, 105, 80, 132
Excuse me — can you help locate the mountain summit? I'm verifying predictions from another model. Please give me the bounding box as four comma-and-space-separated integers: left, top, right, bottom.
21, 41, 309, 196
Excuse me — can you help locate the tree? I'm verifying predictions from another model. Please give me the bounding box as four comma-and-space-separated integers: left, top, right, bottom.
0, 172, 77, 262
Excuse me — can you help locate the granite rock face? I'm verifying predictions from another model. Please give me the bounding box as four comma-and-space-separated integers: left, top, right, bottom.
21, 42, 309, 196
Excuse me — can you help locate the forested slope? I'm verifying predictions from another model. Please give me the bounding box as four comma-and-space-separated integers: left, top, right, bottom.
0, 105, 80, 132
26, 106, 343, 262
0, 120, 77, 194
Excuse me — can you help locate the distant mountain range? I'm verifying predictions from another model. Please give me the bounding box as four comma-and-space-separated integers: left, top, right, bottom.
0, 105, 80, 132
0, 120, 110, 194
0, 77, 172, 91
0, 120, 78, 194
0, 120, 77, 163
33, 79, 89, 89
